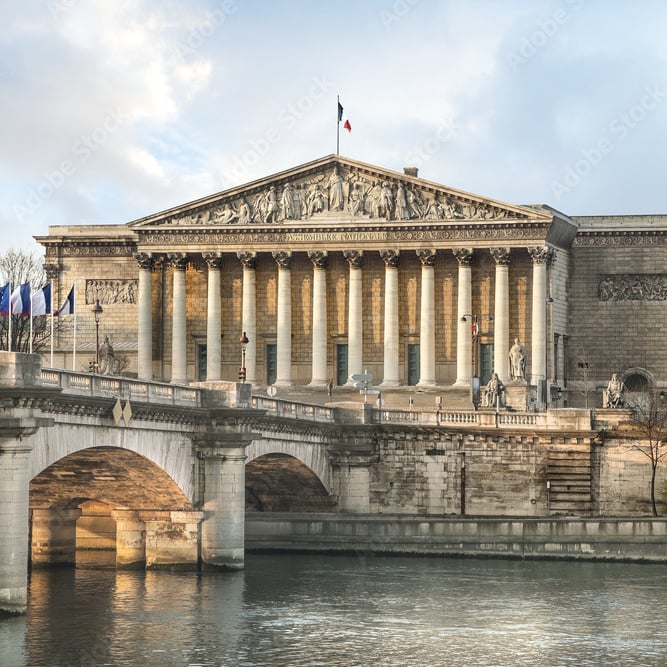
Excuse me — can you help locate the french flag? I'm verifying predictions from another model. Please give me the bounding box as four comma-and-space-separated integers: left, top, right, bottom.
10, 283, 31, 315
31, 284, 52, 316
338, 101, 352, 132
55, 285, 75, 316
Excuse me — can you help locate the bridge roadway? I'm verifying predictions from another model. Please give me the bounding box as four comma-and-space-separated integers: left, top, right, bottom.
0, 351, 589, 615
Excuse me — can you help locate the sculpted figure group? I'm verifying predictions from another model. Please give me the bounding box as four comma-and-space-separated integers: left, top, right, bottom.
164, 164, 520, 227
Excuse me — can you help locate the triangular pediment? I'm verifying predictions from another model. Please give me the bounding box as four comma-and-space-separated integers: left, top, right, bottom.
128, 155, 552, 230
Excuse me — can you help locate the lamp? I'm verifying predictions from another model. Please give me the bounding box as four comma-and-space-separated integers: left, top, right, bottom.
239, 331, 249, 382
92, 299, 103, 372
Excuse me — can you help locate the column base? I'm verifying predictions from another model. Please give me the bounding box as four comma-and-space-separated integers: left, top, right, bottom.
452, 379, 470, 388
274, 380, 293, 388
379, 380, 400, 388
308, 379, 328, 388
417, 379, 436, 388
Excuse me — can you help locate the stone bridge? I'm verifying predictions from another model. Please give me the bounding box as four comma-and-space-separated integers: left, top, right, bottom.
0, 351, 598, 615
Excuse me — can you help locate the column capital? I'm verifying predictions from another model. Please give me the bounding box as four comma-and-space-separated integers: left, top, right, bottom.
167, 252, 187, 270
343, 250, 363, 268
272, 250, 292, 269
416, 249, 436, 266
135, 252, 155, 270
528, 246, 555, 265
490, 247, 511, 265
203, 252, 223, 269
452, 247, 474, 265
237, 251, 257, 269
379, 249, 400, 267
308, 250, 328, 269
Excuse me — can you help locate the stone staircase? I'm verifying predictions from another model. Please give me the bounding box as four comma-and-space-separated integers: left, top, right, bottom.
546, 443, 592, 515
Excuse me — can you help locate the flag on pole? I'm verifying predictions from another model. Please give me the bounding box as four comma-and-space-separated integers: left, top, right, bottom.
10, 283, 31, 315
55, 286, 75, 316
0, 283, 9, 315
31, 283, 52, 315
338, 101, 352, 132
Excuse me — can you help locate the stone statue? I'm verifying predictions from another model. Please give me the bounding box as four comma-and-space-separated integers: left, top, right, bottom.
307, 184, 326, 216
482, 372, 503, 408
99, 335, 115, 375
509, 338, 526, 381
328, 166, 345, 211
603, 373, 626, 408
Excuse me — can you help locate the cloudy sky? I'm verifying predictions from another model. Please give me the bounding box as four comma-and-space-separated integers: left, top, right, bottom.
2, 0, 667, 254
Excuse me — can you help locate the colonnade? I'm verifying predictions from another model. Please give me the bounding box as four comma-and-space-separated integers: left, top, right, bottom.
135, 246, 553, 387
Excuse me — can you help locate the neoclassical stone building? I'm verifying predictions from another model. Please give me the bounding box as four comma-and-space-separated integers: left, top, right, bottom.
36, 155, 666, 401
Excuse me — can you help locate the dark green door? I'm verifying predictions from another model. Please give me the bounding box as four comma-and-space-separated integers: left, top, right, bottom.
198, 344, 207, 381
336, 344, 348, 386
266, 344, 277, 385
407, 344, 420, 386
480, 343, 494, 385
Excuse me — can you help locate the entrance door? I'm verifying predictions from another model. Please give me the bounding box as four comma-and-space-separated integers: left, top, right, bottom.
197, 344, 207, 381
407, 344, 420, 386
266, 344, 277, 385
480, 343, 494, 385
336, 344, 348, 386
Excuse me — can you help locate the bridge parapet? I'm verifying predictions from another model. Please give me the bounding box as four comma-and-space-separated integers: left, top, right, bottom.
40, 369, 202, 407
252, 395, 336, 422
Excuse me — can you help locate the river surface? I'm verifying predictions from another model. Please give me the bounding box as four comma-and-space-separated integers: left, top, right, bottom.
2, 552, 667, 666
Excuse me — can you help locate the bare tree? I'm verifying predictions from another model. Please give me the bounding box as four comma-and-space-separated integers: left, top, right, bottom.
574, 342, 595, 409
627, 387, 667, 516
0, 248, 48, 353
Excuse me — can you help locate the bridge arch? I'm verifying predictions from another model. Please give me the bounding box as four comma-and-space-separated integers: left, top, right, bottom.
29, 423, 195, 502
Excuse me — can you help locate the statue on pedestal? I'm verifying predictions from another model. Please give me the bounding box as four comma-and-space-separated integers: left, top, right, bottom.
509, 338, 526, 382
482, 372, 504, 408
603, 373, 626, 408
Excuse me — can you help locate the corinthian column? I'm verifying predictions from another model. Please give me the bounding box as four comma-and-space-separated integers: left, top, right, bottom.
237, 252, 257, 384
168, 253, 187, 384
453, 248, 473, 387
308, 251, 328, 386
273, 251, 292, 386
203, 253, 223, 381
343, 250, 363, 384
528, 246, 552, 385
416, 249, 436, 386
380, 250, 400, 387
491, 247, 511, 383
135, 252, 154, 381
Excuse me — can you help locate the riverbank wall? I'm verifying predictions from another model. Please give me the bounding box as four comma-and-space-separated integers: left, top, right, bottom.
246, 514, 667, 562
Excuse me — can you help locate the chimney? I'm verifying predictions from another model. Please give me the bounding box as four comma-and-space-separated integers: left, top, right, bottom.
403, 167, 419, 177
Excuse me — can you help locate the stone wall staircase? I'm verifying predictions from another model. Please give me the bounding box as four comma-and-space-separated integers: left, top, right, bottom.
546, 442, 592, 515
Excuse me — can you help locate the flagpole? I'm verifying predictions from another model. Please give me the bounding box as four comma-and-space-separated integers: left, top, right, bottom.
72, 285, 77, 371
336, 95, 340, 156
8, 282, 12, 353
29, 297, 33, 354
50, 280, 54, 368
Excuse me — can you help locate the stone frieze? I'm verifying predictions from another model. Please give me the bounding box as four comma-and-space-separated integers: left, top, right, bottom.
599, 274, 667, 301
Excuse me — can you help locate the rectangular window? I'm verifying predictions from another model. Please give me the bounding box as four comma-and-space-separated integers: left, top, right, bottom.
407, 344, 420, 386
266, 343, 277, 385
197, 344, 207, 382
336, 344, 348, 386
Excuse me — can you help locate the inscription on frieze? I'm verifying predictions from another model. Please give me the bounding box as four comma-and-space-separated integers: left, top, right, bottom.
599, 274, 667, 301
86, 279, 138, 305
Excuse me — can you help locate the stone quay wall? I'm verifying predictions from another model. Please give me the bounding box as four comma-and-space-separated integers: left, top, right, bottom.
246, 514, 667, 563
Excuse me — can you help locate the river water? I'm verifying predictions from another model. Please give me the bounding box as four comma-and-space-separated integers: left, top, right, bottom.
2, 552, 667, 666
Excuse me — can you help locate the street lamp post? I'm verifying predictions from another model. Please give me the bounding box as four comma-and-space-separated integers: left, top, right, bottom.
239, 331, 249, 382
92, 300, 103, 373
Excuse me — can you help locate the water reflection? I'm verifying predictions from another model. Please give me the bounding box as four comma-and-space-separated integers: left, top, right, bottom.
7, 553, 667, 666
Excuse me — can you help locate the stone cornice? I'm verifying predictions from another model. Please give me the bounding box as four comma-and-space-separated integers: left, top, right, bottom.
573, 228, 667, 247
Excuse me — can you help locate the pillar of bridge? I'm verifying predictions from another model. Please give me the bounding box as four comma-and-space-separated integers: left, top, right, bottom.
112, 509, 146, 569
31, 507, 83, 567
0, 351, 53, 615
197, 430, 257, 569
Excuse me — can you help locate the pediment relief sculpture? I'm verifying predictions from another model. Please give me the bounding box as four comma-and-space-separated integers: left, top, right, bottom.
143, 160, 531, 229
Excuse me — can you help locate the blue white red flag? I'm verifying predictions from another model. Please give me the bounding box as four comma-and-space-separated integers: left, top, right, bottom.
31, 284, 52, 315
55, 285, 75, 316
338, 101, 351, 132
10, 283, 31, 315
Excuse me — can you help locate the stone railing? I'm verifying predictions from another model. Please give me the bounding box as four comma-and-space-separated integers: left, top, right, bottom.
40, 369, 202, 407
373, 408, 547, 429
251, 396, 336, 423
